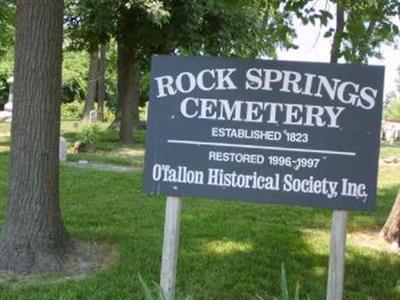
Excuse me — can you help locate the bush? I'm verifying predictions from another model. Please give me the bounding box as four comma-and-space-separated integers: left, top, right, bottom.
77, 124, 101, 145
61, 102, 84, 120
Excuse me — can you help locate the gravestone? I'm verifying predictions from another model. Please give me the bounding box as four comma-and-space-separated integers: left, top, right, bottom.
0, 77, 13, 122
89, 110, 98, 123
59, 137, 67, 162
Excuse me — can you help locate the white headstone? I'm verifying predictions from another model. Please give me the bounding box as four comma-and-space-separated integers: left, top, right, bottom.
89, 110, 98, 123
0, 77, 13, 122
5, 77, 13, 111
59, 137, 68, 162
387, 126, 397, 144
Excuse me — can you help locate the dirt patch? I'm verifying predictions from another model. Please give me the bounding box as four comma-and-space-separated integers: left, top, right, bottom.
347, 229, 399, 253
0, 239, 118, 287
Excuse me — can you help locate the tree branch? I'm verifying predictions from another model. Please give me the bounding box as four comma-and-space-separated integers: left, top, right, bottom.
330, 1, 345, 63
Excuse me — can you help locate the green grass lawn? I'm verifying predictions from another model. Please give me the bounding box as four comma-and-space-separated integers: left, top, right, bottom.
60, 120, 146, 167
1, 123, 400, 299
380, 141, 400, 159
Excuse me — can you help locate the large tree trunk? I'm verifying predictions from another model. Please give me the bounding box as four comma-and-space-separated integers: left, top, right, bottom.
82, 49, 99, 121
0, 0, 69, 274
97, 43, 106, 122
381, 192, 400, 246
117, 43, 136, 144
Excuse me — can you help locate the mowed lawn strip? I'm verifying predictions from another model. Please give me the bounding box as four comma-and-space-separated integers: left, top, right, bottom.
0, 124, 400, 299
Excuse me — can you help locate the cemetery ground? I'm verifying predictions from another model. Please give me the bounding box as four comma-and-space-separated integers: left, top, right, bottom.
1, 123, 400, 299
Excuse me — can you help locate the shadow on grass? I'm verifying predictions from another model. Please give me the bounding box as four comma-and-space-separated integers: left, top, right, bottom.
175, 182, 400, 299
0, 154, 399, 299
178, 198, 400, 299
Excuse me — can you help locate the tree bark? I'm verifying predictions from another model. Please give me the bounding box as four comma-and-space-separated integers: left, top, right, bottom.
381, 192, 400, 246
132, 59, 140, 130
97, 43, 106, 122
330, 2, 344, 64
0, 0, 69, 274
117, 42, 136, 144
82, 49, 99, 121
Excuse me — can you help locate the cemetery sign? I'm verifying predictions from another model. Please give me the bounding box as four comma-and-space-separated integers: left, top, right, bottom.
143, 55, 384, 211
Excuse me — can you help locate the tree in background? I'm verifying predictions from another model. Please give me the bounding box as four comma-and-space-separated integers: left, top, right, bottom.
98, 43, 107, 121
66, 0, 301, 144
82, 49, 99, 120
65, 0, 116, 121
0, 0, 70, 274
0, 0, 15, 109
322, 0, 400, 246
328, 0, 399, 63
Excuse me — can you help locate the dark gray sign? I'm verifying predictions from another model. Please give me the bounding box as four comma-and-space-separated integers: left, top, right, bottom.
143, 55, 384, 211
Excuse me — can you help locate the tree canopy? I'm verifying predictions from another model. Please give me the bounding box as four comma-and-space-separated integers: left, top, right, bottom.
329, 0, 399, 63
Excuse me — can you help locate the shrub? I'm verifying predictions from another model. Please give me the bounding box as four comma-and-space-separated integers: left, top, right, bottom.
77, 124, 101, 145
61, 102, 84, 120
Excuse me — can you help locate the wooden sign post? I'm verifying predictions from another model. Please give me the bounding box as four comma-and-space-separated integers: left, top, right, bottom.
160, 196, 182, 298
327, 210, 348, 300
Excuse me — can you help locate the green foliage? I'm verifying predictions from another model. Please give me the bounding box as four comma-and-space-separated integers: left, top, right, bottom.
0, 0, 15, 57
339, 0, 400, 63
0, 0, 14, 106
64, 0, 170, 52
62, 50, 89, 103
332, 0, 399, 63
384, 97, 400, 121
65, 0, 301, 65
166, 0, 296, 58
65, 0, 306, 114
0, 48, 13, 107
288, 0, 400, 63
77, 124, 102, 145
61, 102, 85, 120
